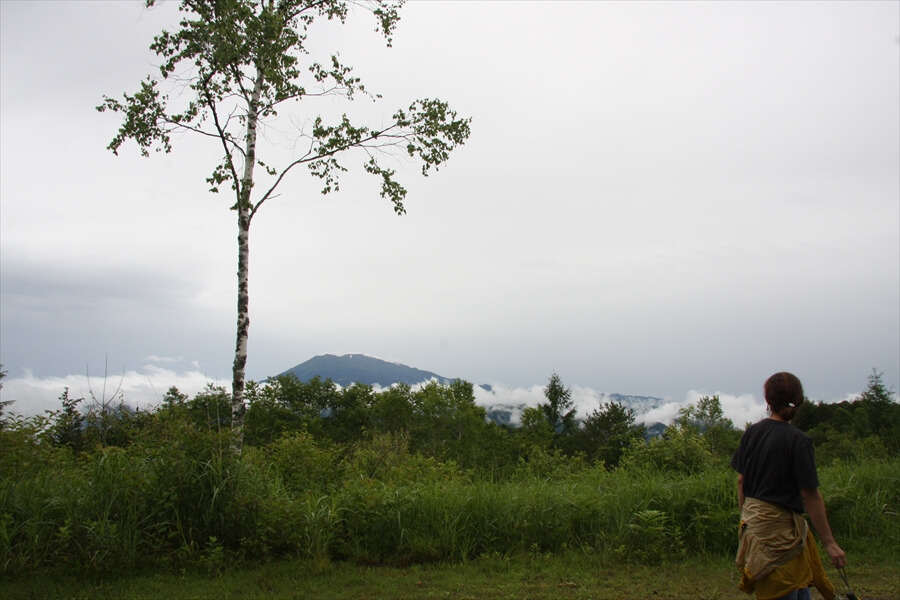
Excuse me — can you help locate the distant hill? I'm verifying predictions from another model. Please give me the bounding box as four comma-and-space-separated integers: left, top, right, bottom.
605, 393, 668, 413
277, 354, 669, 436
483, 404, 523, 427
278, 354, 452, 387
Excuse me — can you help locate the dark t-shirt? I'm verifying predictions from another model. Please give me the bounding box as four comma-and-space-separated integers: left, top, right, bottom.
731, 418, 819, 514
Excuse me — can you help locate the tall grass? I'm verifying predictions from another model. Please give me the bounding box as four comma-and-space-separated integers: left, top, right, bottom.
820, 459, 900, 550
2, 414, 897, 575
316, 461, 895, 566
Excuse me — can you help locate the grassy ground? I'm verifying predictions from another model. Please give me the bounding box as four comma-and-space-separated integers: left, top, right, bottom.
2, 553, 897, 600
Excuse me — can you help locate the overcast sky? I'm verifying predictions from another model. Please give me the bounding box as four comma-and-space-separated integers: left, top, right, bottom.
1, 0, 898, 424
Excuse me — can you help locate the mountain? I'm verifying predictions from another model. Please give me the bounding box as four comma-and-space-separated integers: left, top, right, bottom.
483, 404, 524, 427
278, 354, 452, 387
277, 354, 671, 435
604, 393, 668, 413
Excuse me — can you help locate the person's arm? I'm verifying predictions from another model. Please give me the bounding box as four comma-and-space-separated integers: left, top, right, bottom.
736, 474, 745, 512
801, 486, 847, 568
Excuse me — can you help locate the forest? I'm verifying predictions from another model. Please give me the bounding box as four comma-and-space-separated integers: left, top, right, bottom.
1, 367, 897, 578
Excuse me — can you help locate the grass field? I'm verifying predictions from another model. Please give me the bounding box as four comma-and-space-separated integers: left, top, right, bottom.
3, 392, 898, 598
2, 552, 897, 600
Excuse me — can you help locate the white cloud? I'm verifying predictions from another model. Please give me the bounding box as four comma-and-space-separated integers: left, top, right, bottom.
1, 366, 222, 417
472, 382, 768, 428
637, 401, 688, 427
638, 391, 768, 428
143, 355, 185, 364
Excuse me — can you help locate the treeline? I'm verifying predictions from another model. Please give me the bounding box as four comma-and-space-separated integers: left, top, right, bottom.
10, 373, 656, 478
14, 369, 897, 475
0, 369, 897, 575
793, 369, 900, 463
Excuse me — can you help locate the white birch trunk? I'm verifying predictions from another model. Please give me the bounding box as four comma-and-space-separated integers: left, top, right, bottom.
231, 64, 266, 454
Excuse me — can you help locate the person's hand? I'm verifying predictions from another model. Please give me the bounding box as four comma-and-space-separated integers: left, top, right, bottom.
824, 541, 846, 568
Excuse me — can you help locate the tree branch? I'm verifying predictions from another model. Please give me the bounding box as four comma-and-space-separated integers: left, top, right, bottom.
205, 93, 244, 198
251, 120, 403, 217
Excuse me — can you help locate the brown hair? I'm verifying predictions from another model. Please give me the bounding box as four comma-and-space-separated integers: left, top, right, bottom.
764, 372, 805, 420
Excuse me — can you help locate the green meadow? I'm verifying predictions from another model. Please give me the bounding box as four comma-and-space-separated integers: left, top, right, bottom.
1, 373, 898, 598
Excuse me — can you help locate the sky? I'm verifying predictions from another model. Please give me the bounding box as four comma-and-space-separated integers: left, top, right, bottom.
1, 1, 898, 425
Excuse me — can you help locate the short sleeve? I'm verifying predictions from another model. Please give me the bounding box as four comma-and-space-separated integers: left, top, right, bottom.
731, 437, 745, 473
793, 434, 819, 489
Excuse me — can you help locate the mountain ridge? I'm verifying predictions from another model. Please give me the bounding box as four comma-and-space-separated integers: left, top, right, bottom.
278, 353, 454, 388
277, 354, 666, 432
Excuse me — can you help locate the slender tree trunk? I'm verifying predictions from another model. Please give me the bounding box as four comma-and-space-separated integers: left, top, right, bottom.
231, 209, 251, 452
231, 64, 266, 454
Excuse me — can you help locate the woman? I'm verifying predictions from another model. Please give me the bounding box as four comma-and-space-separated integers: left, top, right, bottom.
731, 372, 847, 600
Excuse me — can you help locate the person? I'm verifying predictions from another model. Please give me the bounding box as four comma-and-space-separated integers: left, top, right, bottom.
731, 372, 847, 600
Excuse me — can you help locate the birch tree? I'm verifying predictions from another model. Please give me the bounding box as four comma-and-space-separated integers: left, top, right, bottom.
98, 0, 471, 452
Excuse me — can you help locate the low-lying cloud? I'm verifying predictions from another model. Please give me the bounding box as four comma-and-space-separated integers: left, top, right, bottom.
2, 366, 860, 429
2, 363, 223, 417
473, 383, 770, 427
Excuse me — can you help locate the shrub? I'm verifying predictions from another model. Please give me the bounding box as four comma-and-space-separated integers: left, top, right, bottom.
621, 426, 714, 475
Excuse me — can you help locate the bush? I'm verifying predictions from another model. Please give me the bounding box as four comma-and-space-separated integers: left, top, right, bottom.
621, 426, 714, 475
262, 430, 339, 494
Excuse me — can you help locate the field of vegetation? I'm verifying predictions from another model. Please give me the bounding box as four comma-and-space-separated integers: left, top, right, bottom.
1, 369, 897, 598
